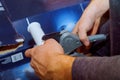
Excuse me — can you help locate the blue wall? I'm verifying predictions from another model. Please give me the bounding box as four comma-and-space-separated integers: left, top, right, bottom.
0, 1, 90, 80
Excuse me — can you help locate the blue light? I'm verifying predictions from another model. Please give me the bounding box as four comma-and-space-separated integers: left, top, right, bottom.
48, 5, 83, 32
54, 10, 79, 32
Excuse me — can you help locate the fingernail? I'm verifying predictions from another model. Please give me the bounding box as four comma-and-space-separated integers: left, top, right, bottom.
84, 40, 90, 46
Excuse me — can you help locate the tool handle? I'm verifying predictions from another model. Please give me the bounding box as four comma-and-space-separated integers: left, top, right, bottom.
88, 34, 107, 43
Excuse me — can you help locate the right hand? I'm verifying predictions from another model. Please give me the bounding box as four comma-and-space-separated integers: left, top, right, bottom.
72, 0, 109, 46
25, 39, 75, 80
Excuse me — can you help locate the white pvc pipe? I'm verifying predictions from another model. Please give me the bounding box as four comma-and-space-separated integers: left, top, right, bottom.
27, 22, 45, 45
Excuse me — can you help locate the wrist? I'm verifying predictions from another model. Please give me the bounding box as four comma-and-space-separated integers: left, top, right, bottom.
91, 0, 109, 19
59, 55, 76, 80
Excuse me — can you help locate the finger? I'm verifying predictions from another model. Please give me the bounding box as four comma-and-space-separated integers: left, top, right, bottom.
25, 49, 33, 58
30, 59, 45, 79
91, 17, 101, 35
30, 60, 43, 78
30, 59, 35, 69
78, 28, 90, 46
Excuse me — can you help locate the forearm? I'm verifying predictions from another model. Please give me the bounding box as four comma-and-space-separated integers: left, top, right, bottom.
82, 0, 109, 23
72, 56, 120, 80
91, 0, 109, 18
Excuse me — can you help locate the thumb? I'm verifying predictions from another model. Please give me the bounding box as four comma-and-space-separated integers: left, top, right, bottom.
78, 29, 90, 46
25, 49, 33, 58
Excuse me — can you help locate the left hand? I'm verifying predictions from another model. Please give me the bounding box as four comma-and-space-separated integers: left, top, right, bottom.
25, 39, 75, 80
72, 0, 109, 46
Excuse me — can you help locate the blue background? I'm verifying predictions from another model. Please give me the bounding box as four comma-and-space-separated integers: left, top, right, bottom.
0, 1, 89, 80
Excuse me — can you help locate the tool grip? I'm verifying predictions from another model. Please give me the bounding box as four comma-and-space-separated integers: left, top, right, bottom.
88, 34, 107, 43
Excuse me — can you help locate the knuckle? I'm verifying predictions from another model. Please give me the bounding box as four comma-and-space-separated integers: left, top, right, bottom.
80, 37, 86, 41
30, 61, 34, 68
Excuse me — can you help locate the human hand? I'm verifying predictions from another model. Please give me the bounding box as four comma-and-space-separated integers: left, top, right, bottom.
25, 39, 75, 80
72, 0, 109, 46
